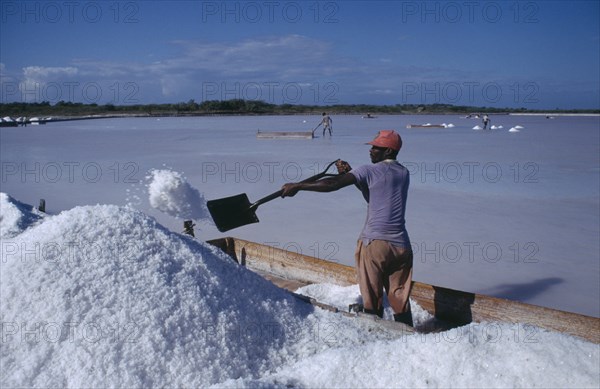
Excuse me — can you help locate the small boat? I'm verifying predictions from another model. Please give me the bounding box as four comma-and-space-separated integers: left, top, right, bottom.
256, 130, 313, 139
207, 237, 600, 343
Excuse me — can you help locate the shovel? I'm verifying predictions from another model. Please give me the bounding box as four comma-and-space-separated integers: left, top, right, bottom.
207, 160, 339, 232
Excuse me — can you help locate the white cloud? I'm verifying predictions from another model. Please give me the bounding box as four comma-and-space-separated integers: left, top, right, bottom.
138, 35, 347, 101
18, 66, 80, 102
22, 66, 78, 80
21, 35, 343, 102
371, 89, 395, 95
5, 35, 513, 105
156, 34, 333, 78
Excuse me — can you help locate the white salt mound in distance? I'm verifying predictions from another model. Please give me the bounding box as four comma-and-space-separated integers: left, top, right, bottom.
472, 125, 483, 130
147, 169, 209, 220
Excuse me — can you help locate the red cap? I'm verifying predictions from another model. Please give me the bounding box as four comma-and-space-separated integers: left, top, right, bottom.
366, 130, 402, 151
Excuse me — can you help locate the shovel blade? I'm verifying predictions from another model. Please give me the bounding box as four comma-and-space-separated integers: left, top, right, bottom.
207, 193, 259, 232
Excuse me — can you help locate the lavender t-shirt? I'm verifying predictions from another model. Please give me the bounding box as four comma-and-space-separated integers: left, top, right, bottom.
350, 160, 411, 248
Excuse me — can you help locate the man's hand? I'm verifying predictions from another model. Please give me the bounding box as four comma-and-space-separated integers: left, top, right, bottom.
281, 183, 301, 197
335, 159, 352, 174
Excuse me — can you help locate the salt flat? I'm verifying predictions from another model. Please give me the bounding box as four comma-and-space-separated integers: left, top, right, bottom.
1, 114, 598, 317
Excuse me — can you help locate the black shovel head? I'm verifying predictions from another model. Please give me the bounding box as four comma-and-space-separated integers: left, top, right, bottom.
207, 193, 259, 232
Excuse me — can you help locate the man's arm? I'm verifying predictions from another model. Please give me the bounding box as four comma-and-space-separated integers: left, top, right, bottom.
281, 172, 356, 198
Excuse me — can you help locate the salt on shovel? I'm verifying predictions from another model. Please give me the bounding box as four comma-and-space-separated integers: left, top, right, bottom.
207, 160, 339, 232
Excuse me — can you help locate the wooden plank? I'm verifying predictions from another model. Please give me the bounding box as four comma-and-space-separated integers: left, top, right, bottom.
256, 131, 313, 139
207, 237, 600, 343
256, 271, 311, 291
406, 124, 445, 128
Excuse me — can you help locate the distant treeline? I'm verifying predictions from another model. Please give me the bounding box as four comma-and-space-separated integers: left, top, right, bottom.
1, 100, 598, 117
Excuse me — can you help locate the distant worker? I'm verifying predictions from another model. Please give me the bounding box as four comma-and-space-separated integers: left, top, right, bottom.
482, 114, 490, 130
321, 112, 333, 136
281, 130, 414, 327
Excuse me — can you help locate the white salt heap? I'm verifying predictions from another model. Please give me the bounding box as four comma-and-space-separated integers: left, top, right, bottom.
1, 193, 598, 388
0, 194, 400, 387
147, 169, 210, 221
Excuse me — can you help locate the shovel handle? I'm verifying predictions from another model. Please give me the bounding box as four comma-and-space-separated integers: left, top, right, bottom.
249, 160, 338, 210
311, 122, 322, 135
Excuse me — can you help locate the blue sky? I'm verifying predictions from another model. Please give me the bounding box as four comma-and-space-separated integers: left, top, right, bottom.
1, 0, 599, 109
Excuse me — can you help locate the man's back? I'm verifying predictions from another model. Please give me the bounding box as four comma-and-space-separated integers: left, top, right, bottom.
350, 160, 410, 248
